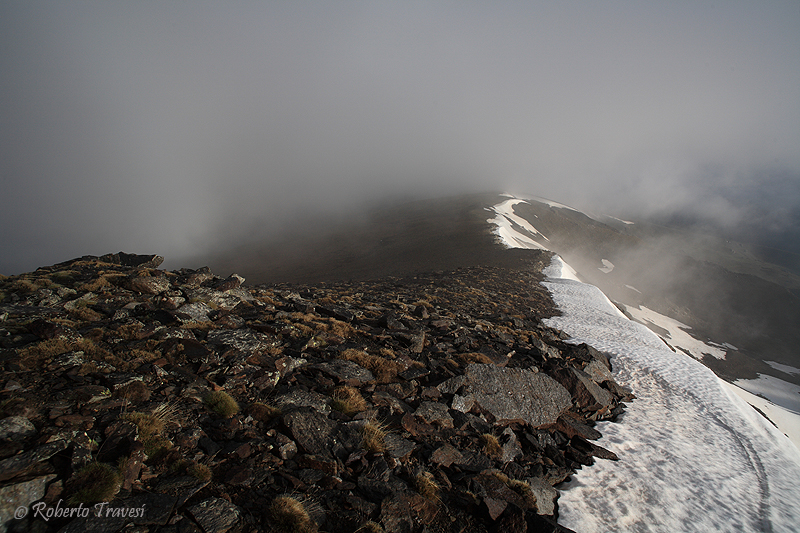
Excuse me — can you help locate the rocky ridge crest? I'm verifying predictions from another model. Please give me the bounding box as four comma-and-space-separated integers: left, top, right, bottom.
0, 252, 632, 533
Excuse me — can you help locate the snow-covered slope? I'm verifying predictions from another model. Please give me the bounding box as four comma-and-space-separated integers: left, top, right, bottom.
543, 257, 800, 532
489, 196, 800, 531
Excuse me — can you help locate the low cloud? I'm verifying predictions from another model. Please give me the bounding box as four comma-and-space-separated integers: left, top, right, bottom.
1, 2, 798, 273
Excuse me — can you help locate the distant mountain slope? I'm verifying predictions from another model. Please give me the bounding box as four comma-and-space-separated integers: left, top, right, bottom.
202, 193, 545, 284
489, 194, 800, 388
200, 192, 800, 384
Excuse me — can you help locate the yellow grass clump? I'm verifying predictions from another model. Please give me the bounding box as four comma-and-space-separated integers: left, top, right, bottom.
413, 471, 440, 501
361, 418, 388, 454
67, 462, 121, 504
480, 433, 502, 459
203, 390, 240, 418
330, 386, 368, 416
269, 495, 317, 533
338, 348, 405, 384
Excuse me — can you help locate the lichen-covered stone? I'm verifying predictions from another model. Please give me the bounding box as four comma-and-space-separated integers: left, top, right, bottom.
451, 364, 572, 427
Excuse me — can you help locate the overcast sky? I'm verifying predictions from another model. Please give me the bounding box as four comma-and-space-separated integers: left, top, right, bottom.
2, 1, 798, 274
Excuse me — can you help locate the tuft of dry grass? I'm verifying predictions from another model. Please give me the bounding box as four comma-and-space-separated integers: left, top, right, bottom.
413, 471, 440, 501
114, 323, 144, 341
11, 278, 40, 293
187, 462, 213, 482
67, 462, 122, 504
338, 348, 405, 384
170, 459, 213, 482
361, 418, 388, 453
355, 522, 384, 533
113, 381, 151, 403
247, 402, 281, 423
455, 352, 493, 365
78, 274, 124, 293
322, 318, 356, 339
203, 390, 240, 418
18, 337, 109, 369
68, 306, 105, 323
269, 495, 318, 533
480, 433, 502, 459
122, 402, 177, 456
330, 386, 368, 416
493, 472, 537, 507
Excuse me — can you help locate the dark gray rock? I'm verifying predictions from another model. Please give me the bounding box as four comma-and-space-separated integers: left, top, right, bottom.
0, 440, 68, 482
276, 389, 331, 415
100, 252, 164, 269
500, 427, 523, 463
154, 476, 209, 507
413, 401, 453, 428
552, 367, 613, 411
283, 408, 339, 459
0, 416, 36, 441
385, 434, 416, 460
527, 477, 559, 515
531, 337, 561, 359
214, 274, 245, 291
175, 302, 212, 323
129, 276, 171, 295
0, 474, 56, 532
207, 328, 278, 353
430, 444, 464, 468
451, 364, 572, 427
312, 359, 374, 385
187, 497, 241, 533
183, 287, 245, 311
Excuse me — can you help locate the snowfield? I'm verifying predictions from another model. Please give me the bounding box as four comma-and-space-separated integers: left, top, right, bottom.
487, 196, 800, 532
544, 258, 800, 532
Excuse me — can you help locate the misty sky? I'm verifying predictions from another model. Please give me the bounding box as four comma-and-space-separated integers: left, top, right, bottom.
2, 1, 799, 274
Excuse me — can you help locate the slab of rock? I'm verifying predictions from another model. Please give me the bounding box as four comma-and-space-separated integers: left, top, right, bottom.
175, 302, 213, 323
552, 367, 613, 411
101, 252, 164, 268
584, 358, 614, 383
0, 474, 56, 532
312, 359, 374, 385
472, 471, 531, 520
413, 401, 454, 428
500, 427, 523, 463
451, 364, 571, 427
431, 443, 464, 468
0, 416, 36, 441
207, 328, 278, 353
277, 389, 331, 415
527, 476, 559, 515
283, 408, 339, 459
183, 287, 245, 311
0, 440, 68, 482
129, 275, 171, 295
385, 433, 416, 460
188, 497, 241, 533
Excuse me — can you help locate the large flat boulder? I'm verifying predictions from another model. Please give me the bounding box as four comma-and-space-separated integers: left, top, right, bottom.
451, 364, 572, 427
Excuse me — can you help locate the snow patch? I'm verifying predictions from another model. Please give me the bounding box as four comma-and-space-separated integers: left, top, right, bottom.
625, 284, 641, 293
486, 197, 549, 250
607, 215, 635, 225
598, 259, 614, 273
623, 304, 727, 360
733, 374, 800, 414
542, 255, 800, 533
765, 361, 800, 376
542, 255, 581, 283
725, 382, 800, 450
